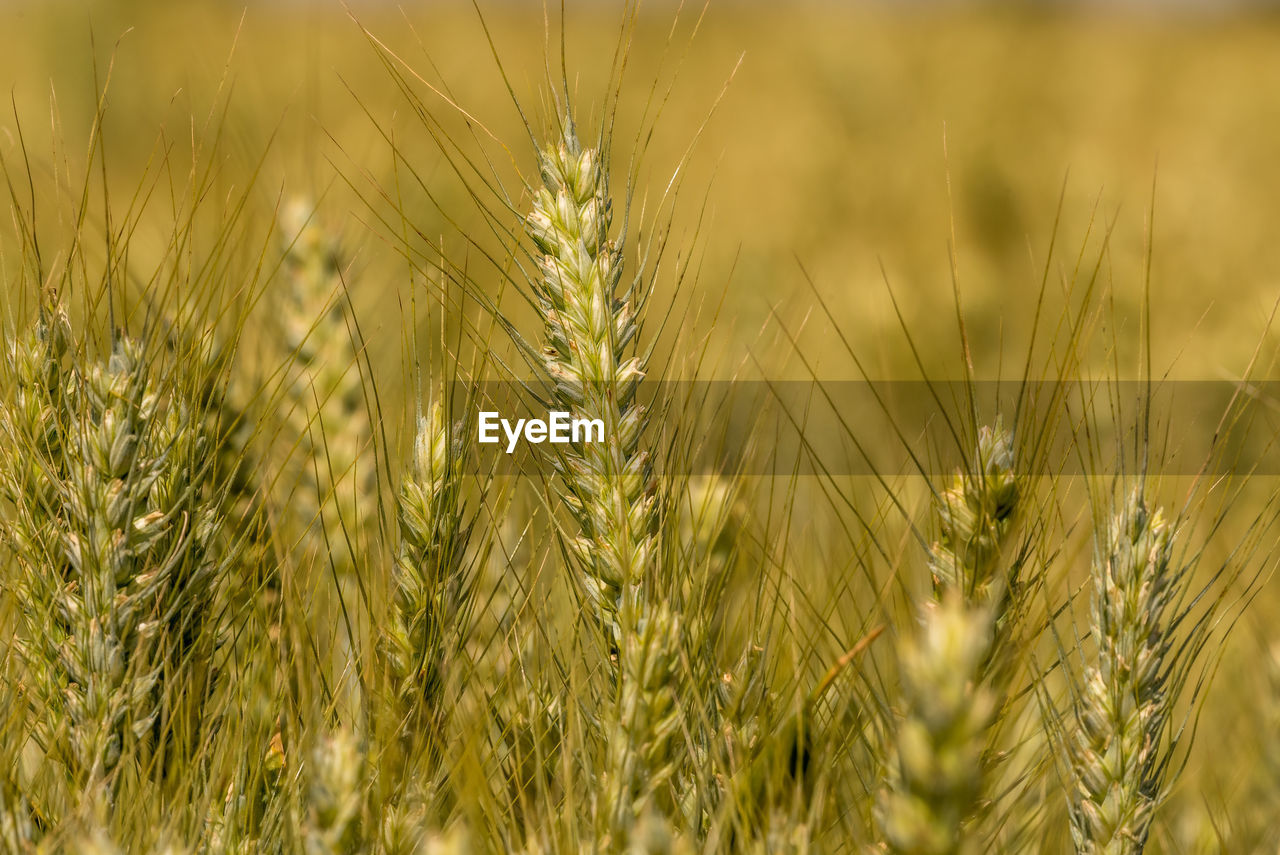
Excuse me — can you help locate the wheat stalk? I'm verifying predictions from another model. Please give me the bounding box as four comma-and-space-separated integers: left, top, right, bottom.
878, 594, 998, 855
1066, 488, 1179, 855
878, 422, 1022, 854
381, 399, 471, 793
1, 315, 228, 806
523, 118, 679, 838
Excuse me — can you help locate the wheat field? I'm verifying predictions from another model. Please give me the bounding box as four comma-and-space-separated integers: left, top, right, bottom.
2, 1, 1280, 852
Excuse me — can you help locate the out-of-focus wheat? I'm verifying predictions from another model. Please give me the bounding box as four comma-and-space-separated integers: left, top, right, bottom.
879, 423, 1022, 854
303, 728, 366, 855
272, 198, 377, 727
878, 595, 997, 855
275, 197, 375, 579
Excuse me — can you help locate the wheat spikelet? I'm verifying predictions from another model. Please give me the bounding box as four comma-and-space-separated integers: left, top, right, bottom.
1067, 488, 1178, 855
523, 118, 681, 837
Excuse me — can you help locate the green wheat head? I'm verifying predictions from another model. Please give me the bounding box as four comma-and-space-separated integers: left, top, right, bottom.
1, 315, 229, 796
524, 118, 681, 839
1068, 488, 1178, 855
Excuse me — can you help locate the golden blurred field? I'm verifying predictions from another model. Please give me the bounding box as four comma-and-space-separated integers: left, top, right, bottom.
6, 1, 1280, 375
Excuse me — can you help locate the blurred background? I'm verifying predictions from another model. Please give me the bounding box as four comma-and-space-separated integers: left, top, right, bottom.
4, 0, 1280, 381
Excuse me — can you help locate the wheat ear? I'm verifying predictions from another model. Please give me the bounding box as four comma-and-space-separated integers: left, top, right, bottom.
929, 422, 1021, 613
272, 198, 378, 730
381, 400, 470, 788
0, 777, 36, 852
525, 119, 678, 836
302, 728, 366, 855
878, 423, 1022, 854
1, 319, 227, 802
878, 594, 998, 855
275, 197, 376, 576
1067, 488, 1179, 855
